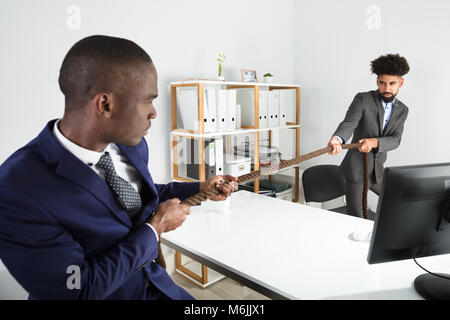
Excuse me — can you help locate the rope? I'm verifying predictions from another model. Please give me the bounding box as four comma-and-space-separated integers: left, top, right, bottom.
181, 143, 369, 218
157, 143, 369, 268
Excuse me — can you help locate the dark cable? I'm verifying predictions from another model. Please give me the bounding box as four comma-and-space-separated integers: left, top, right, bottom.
413, 248, 450, 280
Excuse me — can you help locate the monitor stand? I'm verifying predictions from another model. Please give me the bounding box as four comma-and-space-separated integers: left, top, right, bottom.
414, 273, 450, 300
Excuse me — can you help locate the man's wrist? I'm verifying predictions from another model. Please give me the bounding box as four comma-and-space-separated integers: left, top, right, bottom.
199, 181, 206, 193
371, 138, 379, 148
333, 135, 344, 144
145, 223, 159, 242
147, 212, 162, 239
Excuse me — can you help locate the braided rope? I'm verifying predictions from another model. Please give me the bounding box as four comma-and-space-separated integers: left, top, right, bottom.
181, 143, 369, 218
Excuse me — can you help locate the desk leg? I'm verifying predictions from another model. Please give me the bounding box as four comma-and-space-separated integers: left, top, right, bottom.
175, 251, 221, 288
202, 264, 208, 284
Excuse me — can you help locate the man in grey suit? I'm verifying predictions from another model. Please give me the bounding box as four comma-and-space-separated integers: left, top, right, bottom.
328, 53, 410, 218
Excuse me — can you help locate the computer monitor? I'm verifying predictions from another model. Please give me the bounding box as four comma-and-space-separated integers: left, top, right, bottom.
367, 162, 450, 300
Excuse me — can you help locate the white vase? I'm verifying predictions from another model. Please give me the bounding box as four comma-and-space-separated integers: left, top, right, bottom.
264, 77, 274, 83
218, 76, 225, 81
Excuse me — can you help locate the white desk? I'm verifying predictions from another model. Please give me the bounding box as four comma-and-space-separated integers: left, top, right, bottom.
162, 190, 450, 300
0, 260, 28, 299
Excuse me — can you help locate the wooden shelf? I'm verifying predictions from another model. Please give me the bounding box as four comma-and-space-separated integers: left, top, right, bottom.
170, 80, 300, 197
171, 124, 300, 138
172, 176, 199, 183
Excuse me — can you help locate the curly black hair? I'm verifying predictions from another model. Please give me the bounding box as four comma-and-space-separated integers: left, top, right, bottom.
370, 53, 410, 77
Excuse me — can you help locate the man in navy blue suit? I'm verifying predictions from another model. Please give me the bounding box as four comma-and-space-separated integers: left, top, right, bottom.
0, 35, 238, 299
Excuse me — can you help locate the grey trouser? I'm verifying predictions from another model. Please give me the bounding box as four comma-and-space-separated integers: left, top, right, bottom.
345, 171, 381, 219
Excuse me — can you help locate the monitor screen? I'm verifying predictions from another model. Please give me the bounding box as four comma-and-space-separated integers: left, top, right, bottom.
367, 162, 450, 299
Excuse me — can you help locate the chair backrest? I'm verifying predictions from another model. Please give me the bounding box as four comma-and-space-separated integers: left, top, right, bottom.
302, 165, 346, 203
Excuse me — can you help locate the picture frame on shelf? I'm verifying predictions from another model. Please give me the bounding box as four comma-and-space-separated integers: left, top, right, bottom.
240, 69, 258, 82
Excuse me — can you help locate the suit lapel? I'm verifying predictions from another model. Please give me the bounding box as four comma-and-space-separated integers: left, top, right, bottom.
116, 144, 158, 198
117, 144, 159, 225
372, 90, 385, 137
55, 150, 133, 228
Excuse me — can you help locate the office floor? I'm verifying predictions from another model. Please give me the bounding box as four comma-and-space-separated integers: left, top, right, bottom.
171, 272, 270, 300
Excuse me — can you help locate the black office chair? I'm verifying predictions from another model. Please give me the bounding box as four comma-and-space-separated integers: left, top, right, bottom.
302, 165, 347, 215
302, 165, 377, 220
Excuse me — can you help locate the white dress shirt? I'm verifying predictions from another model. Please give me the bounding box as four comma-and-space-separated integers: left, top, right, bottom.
381, 98, 395, 131
53, 119, 159, 240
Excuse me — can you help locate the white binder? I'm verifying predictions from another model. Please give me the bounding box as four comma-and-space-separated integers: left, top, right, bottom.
279, 91, 288, 127
214, 137, 224, 175
237, 90, 254, 127
226, 90, 237, 131
205, 139, 215, 177
268, 91, 280, 127
204, 88, 217, 132
216, 89, 227, 132
178, 88, 199, 131
236, 104, 241, 129
258, 91, 268, 129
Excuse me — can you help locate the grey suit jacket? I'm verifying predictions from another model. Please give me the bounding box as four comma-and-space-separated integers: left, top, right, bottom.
333, 90, 409, 184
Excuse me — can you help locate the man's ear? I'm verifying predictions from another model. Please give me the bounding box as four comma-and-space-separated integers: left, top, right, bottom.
399, 77, 405, 88
93, 93, 113, 118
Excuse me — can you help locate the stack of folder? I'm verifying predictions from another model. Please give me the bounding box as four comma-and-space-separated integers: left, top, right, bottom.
233, 143, 280, 167
237, 90, 288, 128
178, 88, 239, 133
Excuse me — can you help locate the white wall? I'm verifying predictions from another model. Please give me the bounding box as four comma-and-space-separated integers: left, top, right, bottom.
293, 0, 450, 170
2, 0, 450, 190
0, 0, 295, 183
4, 1, 447, 180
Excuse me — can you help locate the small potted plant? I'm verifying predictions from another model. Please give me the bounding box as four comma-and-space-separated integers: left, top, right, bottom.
217, 53, 226, 81
263, 73, 274, 83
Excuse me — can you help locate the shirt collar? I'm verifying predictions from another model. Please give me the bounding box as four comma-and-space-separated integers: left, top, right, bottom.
381, 97, 396, 109
53, 119, 108, 167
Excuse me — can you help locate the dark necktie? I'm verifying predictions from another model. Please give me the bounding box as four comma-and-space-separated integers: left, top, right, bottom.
96, 151, 142, 217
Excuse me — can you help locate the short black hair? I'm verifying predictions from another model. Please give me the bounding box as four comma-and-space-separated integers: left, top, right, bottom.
370, 53, 410, 77
59, 35, 153, 108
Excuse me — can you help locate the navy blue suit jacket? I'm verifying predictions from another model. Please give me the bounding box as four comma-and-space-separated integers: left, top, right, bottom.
0, 120, 198, 299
